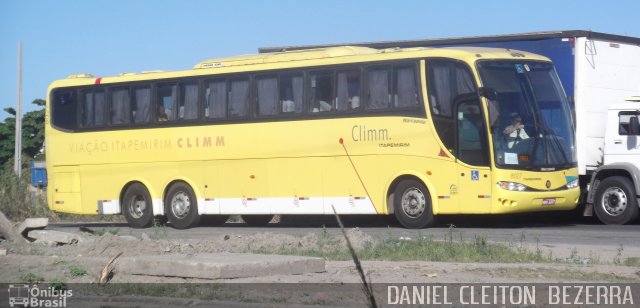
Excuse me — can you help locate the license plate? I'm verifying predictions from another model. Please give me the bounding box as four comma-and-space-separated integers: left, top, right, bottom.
542, 198, 556, 205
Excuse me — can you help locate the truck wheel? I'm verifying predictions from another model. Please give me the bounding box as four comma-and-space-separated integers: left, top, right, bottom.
122, 183, 154, 228
393, 179, 435, 229
242, 215, 274, 226
594, 176, 639, 225
165, 182, 201, 229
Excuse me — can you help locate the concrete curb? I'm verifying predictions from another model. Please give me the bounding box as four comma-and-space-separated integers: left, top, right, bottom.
118, 253, 326, 279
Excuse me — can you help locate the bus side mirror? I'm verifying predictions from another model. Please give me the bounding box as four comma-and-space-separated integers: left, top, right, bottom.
478, 87, 498, 101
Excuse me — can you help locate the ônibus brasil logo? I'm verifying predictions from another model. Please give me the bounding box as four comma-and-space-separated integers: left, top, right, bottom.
8, 284, 73, 307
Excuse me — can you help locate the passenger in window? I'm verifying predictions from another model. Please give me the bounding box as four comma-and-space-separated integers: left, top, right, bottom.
348, 80, 360, 109
281, 86, 296, 113
157, 105, 169, 121
503, 113, 529, 148
311, 75, 333, 113
312, 98, 332, 113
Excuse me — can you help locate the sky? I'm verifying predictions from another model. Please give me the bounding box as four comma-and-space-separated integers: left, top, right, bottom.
1, 0, 639, 121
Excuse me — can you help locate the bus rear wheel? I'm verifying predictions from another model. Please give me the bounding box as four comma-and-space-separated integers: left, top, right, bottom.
242, 215, 274, 226
393, 179, 435, 229
165, 182, 201, 229
594, 176, 639, 225
122, 183, 154, 229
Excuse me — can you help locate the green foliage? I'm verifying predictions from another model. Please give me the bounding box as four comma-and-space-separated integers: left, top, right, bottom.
0, 164, 53, 220
69, 265, 87, 277
94, 227, 120, 236
0, 99, 46, 167
251, 230, 553, 263
21, 272, 45, 283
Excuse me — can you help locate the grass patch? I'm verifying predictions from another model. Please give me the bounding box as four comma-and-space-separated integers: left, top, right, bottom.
625, 257, 640, 267
20, 272, 45, 283
69, 265, 87, 277
0, 165, 54, 221
252, 232, 550, 263
94, 228, 120, 236
152, 218, 168, 240
473, 267, 640, 283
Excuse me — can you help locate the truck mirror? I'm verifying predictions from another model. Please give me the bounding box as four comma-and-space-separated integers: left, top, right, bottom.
629, 116, 640, 135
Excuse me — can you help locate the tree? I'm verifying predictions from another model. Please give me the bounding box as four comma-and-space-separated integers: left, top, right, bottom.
0, 114, 15, 166
0, 99, 46, 167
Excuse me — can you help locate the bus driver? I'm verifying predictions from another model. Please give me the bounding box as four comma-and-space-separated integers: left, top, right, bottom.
503, 112, 529, 148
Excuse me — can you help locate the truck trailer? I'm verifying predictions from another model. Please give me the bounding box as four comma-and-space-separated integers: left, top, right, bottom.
261, 30, 640, 224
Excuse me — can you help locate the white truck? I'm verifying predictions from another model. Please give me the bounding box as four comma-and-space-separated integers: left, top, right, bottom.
261, 30, 640, 224
586, 97, 640, 224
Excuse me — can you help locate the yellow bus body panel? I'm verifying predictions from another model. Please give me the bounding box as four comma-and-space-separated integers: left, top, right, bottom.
45, 46, 579, 216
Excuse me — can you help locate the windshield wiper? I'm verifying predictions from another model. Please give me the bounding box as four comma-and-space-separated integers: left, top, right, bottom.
543, 128, 569, 165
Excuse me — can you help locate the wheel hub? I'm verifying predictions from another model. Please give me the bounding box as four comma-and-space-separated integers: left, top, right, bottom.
401, 188, 426, 218
128, 195, 146, 219
602, 186, 627, 216
171, 191, 191, 219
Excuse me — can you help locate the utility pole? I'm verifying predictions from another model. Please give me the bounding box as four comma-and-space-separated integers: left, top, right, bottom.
14, 42, 22, 177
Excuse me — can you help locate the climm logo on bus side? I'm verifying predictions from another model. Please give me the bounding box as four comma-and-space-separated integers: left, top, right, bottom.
352, 125, 390, 142
177, 136, 225, 148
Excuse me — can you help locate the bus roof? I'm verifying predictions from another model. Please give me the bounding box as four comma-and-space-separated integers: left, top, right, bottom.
51, 46, 549, 88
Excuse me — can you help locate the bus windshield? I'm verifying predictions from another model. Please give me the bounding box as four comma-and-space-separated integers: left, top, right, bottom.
478, 61, 577, 171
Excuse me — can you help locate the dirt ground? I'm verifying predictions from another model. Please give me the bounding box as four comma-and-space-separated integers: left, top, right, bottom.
2, 227, 640, 307
1, 228, 638, 284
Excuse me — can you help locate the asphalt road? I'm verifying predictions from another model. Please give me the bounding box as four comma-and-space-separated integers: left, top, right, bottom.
48, 213, 640, 250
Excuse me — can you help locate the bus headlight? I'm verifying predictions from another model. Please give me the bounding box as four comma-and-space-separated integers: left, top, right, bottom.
566, 179, 579, 189
497, 181, 529, 191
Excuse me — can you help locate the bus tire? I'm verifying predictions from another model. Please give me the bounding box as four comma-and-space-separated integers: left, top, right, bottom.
200, 215, 229, 226
165, 182, 200, 229
594, 176, 639, 225
393, 179, 435, 229
242, 215, 273, 226
122, 183, 154, 229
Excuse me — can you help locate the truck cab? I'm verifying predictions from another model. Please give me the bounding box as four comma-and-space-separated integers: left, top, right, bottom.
586, 97, 640, 224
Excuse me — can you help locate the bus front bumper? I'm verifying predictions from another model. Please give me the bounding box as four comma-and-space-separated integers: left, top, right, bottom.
491, 187, 580, 214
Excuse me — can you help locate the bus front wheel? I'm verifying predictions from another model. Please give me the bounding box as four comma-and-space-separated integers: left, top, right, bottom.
165, 182, 201, 229
393, 180, 435, 229
122, 183, 154, 229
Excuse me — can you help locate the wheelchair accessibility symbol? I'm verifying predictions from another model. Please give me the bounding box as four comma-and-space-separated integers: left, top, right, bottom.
471, 170, 480, 181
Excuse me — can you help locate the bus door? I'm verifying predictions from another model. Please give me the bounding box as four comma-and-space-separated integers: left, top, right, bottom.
455, 96, 492, 212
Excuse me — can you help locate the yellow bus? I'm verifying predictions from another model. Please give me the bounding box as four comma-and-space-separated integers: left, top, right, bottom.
46, 46, 580, 229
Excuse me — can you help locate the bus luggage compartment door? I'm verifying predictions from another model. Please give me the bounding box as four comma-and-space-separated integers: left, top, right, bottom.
51, 166, 83, 214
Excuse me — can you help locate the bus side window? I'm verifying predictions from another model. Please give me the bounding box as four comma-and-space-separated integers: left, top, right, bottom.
111, 88, 131, 125
179, 83, 199, 120
309, 72, 334, 113
53, 91, 78, 130
157, 84, 177, 122
393, 66, 418, 108
336, 70, 360, 111
257, 76, 279, 116
82, 90, 105, 128
280, 74, 303, 114
366, 67, 391, 110
427, 60, 477, 153
205, 80, 227, 119
132, 87, 151, 124
228, 79, 249, 118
